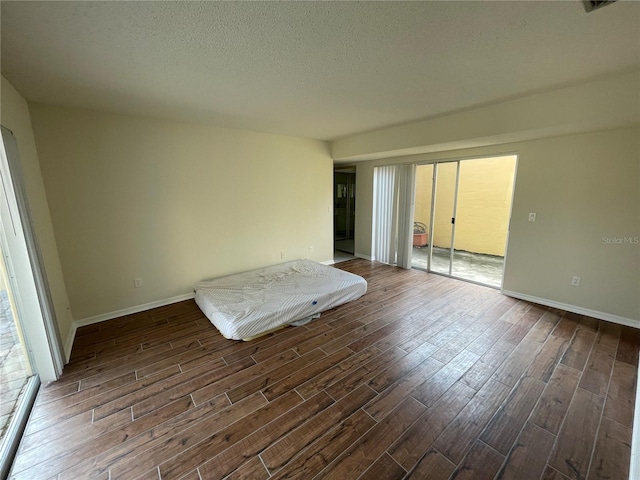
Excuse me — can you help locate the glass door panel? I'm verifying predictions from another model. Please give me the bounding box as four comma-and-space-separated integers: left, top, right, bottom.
411, 164, 433, 270
411, 155, 516, 288
0, 241, 34, 451
430, 162, 457, 275
452, 156, 516, 287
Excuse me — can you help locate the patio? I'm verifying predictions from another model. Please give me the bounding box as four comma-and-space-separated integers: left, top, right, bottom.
411, 246, 504, 288
334, 244, 504, 288
0, 290, 31, 445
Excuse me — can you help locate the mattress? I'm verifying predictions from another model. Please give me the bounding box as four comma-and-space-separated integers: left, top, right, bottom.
194, 259, 367, 340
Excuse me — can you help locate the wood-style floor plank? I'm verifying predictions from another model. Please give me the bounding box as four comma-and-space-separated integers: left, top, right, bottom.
404, 449, 456, 480
364, 355, 444, 421
481, 376, 546, 455
496, 421, 556, 480
315, 396, 426, 479
410, 349, 479, 408
261, 384, 376, 473
530, 363, 581, 435
64, 393, 245, 479
560, 327, 597, 371
548, 387, 605, 480
388, 380, 476, 470
224, 456, 270, 480
433, 378, 511, 464
359, 453, 406, 480
587, 416, 632, 480
448, 440, 504, 480
603, 359, 637, 428
269, 409, 376, 479
9, 259, 638, 480
197, 391, 334, 479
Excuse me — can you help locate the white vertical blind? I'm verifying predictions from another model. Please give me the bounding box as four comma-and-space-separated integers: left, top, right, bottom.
372, 164, 415, 268
372, 166, 396, 265
396, 164, 416, 269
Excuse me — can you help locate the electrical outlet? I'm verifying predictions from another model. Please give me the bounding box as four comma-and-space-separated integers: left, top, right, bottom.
280, 250, 286, 259
528, 212, 536, 222
134, 278, 143, 288
570, 276, 581, 286
309, 246, 313, 253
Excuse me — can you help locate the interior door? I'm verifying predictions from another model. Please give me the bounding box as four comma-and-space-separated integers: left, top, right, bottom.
334, 170, 356, 254
334, 172, 348, 241
347, 175, 355, 239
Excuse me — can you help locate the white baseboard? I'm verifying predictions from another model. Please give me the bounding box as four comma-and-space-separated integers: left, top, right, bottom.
355, 253, 374, 261
500, 290, 639, 329
64, 292, 195, 363
321, 259, 335, 265
63, 325, 77, 363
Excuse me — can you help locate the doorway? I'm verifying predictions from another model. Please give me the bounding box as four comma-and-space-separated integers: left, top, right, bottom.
334, 167, 356, 255
411, 155, 517, 288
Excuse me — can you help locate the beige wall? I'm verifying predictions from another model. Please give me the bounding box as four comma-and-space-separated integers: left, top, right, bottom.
414, 156, 516, 256
29, 105, 333, 320
354, 127, 640, 323
6, 68, 639, 342
347, 71, 639, 324
1, 76, 74, 359
333, 71, 640, 161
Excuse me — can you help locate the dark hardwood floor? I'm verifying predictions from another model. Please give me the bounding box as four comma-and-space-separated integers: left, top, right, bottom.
9, 259, 638, 480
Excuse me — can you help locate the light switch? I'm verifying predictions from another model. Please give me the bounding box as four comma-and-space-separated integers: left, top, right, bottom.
528, 213, 536, 222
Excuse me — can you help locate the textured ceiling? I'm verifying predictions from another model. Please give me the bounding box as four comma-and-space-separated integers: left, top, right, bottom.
1, 1, 639, 140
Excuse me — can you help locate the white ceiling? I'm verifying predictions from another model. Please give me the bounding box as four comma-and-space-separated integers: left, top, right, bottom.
2, 1, 639, 141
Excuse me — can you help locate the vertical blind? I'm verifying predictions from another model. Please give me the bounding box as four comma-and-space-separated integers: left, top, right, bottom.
372, 166, 396, 265
396, 164, 416, 269
372, 164, 415, 268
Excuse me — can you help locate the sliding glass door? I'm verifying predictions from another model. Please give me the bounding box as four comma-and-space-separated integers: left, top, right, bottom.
0, 235, 36, 450
0, 127, 64, 478
412, 155, 517, 288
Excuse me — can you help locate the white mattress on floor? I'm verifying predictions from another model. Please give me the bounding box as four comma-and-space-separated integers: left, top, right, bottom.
194, 259, 367, 340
